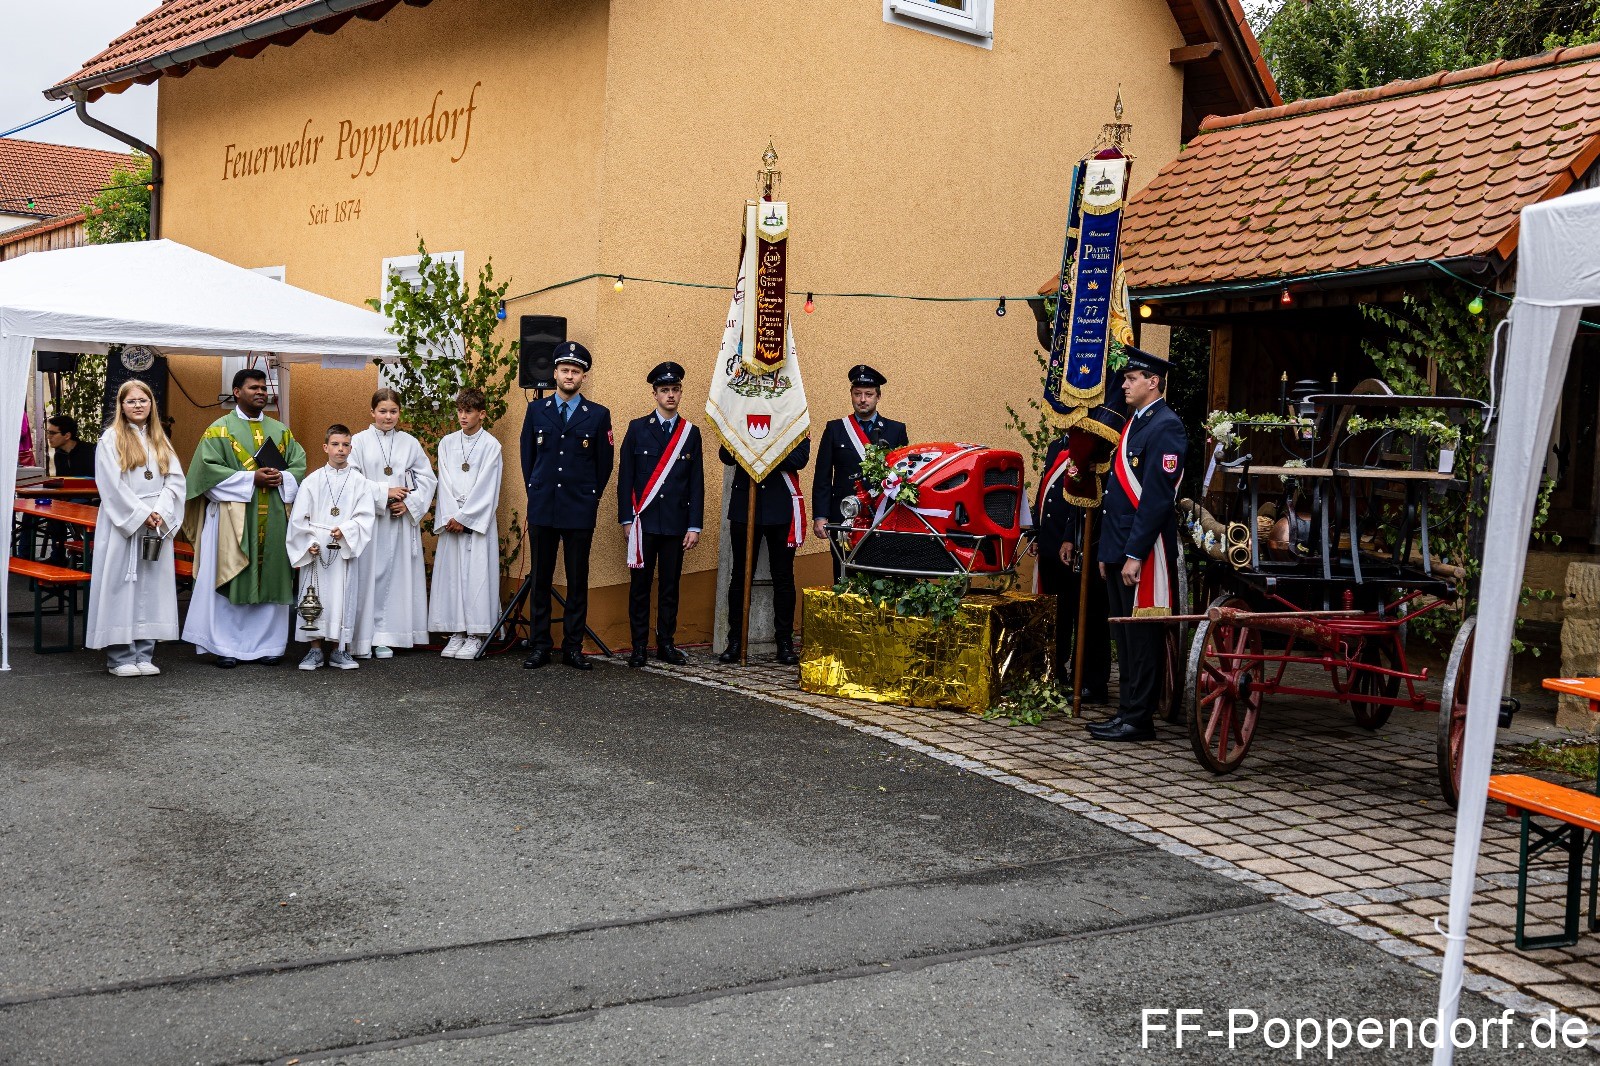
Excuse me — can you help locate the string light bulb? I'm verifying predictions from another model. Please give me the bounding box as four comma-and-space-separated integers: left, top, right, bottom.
1138, 303, 1153, 319
996, 296, 1007, 317
614, 275, 626, 293
1467, 292, 1485, 315
1279, 288, 1293, 307
496, 299, 506, 321
804, 292, 815, 314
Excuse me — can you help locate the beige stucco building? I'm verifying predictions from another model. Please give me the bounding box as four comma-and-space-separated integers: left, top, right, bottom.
51, 0, 1275, 649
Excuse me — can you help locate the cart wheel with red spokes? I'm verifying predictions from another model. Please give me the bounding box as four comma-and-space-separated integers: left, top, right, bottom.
1347, 639, 1400, 730
1186, 595, 1264, 773
1437, 615, 1476, 809
1157, 626, 1184, 723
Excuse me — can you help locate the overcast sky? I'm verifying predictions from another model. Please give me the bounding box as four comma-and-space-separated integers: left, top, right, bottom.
0, 0, 157, 151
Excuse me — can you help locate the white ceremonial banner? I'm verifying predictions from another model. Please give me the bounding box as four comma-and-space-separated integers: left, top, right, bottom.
706, 204, 809, 482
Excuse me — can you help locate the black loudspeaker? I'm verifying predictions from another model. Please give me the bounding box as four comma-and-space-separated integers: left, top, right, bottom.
519, 315, 566, 391
36, 351, 80, 374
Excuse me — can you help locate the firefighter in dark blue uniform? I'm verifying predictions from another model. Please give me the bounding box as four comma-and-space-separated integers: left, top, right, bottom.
519, 341, 614, 670
811, 364, 909, 581
618, 361, 705, 669
1092, 348, 1186, 741
719, 436, 811, 666
1033, 434, 1112, 702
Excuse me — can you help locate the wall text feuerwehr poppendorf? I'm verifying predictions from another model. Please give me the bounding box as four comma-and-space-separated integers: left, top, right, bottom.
221, 82, 481, 181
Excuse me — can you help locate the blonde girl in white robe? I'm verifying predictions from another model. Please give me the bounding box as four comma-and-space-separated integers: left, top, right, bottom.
288, 425, 378, 670
86, 380, 186, 676
349, 388, 436, 658
428, 389, 503, 659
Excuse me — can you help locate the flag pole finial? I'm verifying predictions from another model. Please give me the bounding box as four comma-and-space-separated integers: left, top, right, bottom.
759, 141, 781, 201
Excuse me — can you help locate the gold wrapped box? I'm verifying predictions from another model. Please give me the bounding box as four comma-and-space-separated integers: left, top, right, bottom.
799, 588, 1055, 713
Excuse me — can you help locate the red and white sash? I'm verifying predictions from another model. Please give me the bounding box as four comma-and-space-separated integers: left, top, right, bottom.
1113, 417, 1173, 617
626, 418, 690, 568
780, 471, 807, 548
1030, 447, 1076, 593
844, 416, 870, 462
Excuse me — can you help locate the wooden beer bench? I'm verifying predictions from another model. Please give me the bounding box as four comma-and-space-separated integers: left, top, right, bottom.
1485, 676, 1600, 949
7, 557, 93, 654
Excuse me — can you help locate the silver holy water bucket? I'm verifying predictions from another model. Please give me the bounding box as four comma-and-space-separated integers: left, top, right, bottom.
140, 529, 165, 561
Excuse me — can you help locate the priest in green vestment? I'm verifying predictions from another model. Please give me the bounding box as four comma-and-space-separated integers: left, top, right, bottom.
180, 368, 307, 666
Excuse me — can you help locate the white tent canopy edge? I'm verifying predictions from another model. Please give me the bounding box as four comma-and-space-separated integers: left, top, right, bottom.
1433, 186, 1600, 1062
0, 239, 402, 673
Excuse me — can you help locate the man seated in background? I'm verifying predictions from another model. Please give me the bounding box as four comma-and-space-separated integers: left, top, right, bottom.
46, 416, 96, 478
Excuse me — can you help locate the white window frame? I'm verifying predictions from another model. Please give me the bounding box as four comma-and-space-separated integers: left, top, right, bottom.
378, 250, 466, 394
884, 0, 993, 47
220, 265, 288, 419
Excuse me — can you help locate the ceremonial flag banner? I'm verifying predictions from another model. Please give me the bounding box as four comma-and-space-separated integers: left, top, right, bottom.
708, 203, 810, 482
743, 200, 789, 374
1044, 151, 1133, 430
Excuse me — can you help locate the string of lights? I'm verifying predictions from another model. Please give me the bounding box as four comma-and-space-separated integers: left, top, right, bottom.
0, 177, 157, 211
499, 271, 1037, 320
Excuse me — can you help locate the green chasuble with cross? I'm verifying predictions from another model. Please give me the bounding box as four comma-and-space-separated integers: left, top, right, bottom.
184, 410, 307, 606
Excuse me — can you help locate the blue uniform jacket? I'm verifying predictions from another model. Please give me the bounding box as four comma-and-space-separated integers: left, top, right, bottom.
616, 413, 705, 536
719, 439, 811, 526
1033, 436, 1085, 556
1098, 398, 1187, 566
811, 414, 909, 522
520, 393, 614, 529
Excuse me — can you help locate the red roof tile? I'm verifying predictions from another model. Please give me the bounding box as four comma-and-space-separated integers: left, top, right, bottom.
46, 0, 429, 100
0, 139, 138, 220
1121, 43, 1600, 293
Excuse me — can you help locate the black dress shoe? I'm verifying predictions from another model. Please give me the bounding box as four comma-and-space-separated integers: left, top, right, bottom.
628, 649, 648, 669
656, 645, 689, 666
260, 655, 283, 666
1086, 719, 1157, 742
562, 650, 593, 671
1079, 686, 1109, 704
774, 638, 799, 666
717, 642, 741, 664
215, 656, 239, 669
523, 648, 551, 669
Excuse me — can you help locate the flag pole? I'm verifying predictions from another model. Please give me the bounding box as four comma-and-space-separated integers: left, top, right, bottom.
1071, 507, 1095, 718
740, 146, 782, 666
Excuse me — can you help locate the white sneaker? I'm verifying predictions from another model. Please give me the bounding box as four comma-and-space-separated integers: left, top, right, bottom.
373, 645, 394, 659
455, 636, 483, 660
328, 648, 359, 670
136, 662, 161, 676
109, 663, 142, 677
298, 648, 325, 671
441, 635, 466, 658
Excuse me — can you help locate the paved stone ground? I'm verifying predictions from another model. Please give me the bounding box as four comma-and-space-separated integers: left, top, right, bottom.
659, 649, 1600, 1029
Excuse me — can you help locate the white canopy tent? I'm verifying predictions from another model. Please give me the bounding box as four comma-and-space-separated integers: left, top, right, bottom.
0, 238, 400, 671
1433, 186, 1600, 1060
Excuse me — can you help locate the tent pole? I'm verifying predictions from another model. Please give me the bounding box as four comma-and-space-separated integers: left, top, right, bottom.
1432, 301, 1578, 1064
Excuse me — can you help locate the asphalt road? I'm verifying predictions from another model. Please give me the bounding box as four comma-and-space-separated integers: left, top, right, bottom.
0, 629, 1567, 1064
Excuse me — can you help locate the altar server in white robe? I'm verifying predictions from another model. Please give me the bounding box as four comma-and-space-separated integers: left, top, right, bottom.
288, 425, 378, 670
86, 380, 186, 676
349, 388, 436, 658
429, 388, 503, 659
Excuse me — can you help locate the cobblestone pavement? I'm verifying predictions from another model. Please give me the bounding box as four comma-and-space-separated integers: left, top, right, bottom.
652, 650, 1600, 1031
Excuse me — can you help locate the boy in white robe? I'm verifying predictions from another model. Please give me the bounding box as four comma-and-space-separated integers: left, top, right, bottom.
288, 425, 377, 670
349, 388, 436, 658
429, 388, 503, 659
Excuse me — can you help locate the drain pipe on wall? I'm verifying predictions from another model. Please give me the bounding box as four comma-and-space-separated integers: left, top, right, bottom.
70, 87, 161, 239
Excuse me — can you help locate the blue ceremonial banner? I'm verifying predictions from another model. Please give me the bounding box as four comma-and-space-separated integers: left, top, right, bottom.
1064, 202, 1120, 394
1044, 152, 1130, 419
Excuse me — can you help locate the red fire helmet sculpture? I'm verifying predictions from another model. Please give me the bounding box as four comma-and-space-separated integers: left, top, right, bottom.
837, 442, 1029, 577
